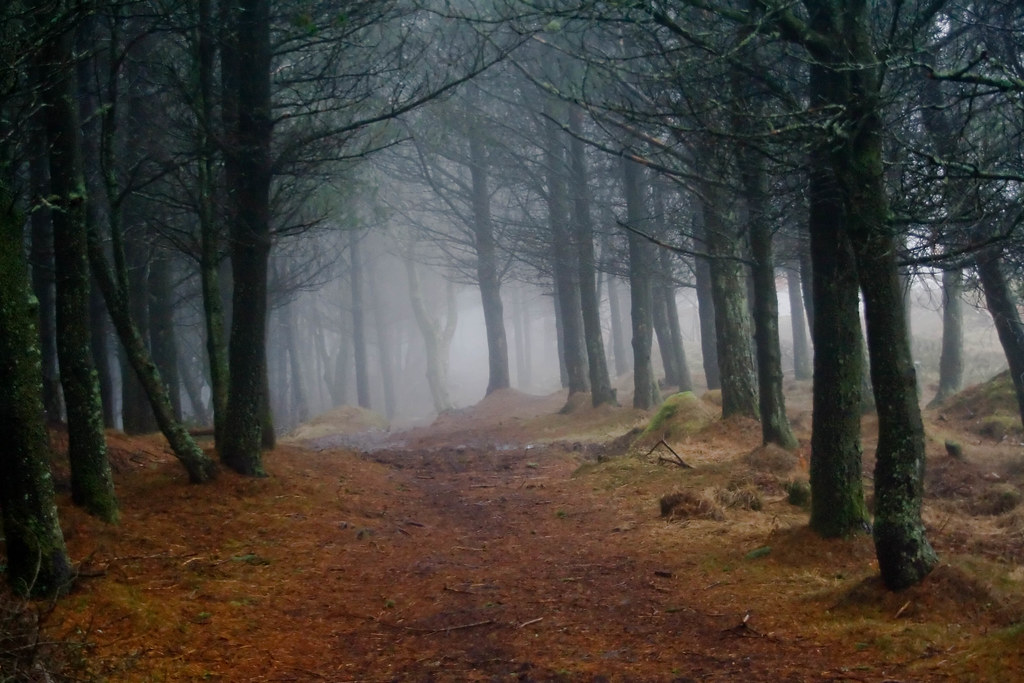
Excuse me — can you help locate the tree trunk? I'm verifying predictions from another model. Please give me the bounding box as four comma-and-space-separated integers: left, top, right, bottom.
405, 256, 456, 413
284, 301, 310, 425
693, 219, 720, 391
786, 266, 812, 381
700, 179, 758, 419
607, 275, 630, 378
545, 113, 589, 398
743, 147, 797, 448
87, 236, 218, 483
350, 231, 372, 410
468, 125, 510, 395
36, 9, 119, 522
149, 251, 182, 420
369, 266, 397, 419
622, 157, 660, 409
0, 184, 73, 597
198, 0, 229, 448
931, 268, 964, 405
89, 275, 117, 427
119, 229, 157, 434
569, 106, 616, 406
976, 248, 1024, 426
220, 0, 272, 476
806, 125, 869, 538
813, 10, 936, 588
29, 129, 63, 422
659, 249, 692, 392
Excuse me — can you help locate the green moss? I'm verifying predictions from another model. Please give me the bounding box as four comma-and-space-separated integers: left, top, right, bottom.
641, 392, 713, 441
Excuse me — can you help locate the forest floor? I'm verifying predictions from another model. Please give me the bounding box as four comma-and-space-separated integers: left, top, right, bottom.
31, 377, 1024, 681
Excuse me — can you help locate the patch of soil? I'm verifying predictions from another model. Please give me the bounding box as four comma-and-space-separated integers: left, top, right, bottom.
35, 384, 1024, 681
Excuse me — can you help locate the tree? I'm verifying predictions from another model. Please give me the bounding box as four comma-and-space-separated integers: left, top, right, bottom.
0, 183, 73, 597
219, 0, 273, 476
33, 0, 119, 522
569, 106, 617, 406
622, 157, 660, 409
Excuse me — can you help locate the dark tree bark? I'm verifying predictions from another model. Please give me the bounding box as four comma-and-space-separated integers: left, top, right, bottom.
468, 124, 510, 395
29, 129, 63, 421
807, 125, 869, 539
569, 106, 616, 406
742, 147, 797, 448
118, 232, 157, 434
89, 274, 116, 428
0, 184, 73, 597
35, 6, 119, 522
545, 113, 589, 398
87, 236, 218, 483
810, 5, 936, 589
693, 217, 720, 391
653, 283, 680, 387
199, 0, 229, 448
976, 248, 1024, 426
700, 178, 758, 419
220, 0, 272, 476
149, 252, 182, 419
785, 265, 812, 381
658, 248, 692, 392
799, 248, 815, 335
622, 157, 660, 409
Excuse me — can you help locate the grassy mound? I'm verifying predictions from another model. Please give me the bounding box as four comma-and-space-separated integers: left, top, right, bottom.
630, 392, 715, 456
282, 405, 389, 442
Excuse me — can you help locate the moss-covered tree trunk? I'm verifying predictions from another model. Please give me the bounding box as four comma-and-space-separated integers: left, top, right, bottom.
622, 157, 661, 409
821, 6, 936, 589
0, 185, 73, 597
700, 178, 758, 419
743, 148, 797, 449
806, 94, 869, 537
86, 237, 217, 483
220, 0, 272, 476
35, 6, 119, 522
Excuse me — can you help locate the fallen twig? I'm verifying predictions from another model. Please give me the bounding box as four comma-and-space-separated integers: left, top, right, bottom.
518, 617, 544, 629
404, 619, 495, 634
646, 440, 693, 468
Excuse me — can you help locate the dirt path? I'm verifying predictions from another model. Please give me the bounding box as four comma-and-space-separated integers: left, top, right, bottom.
53, 397, 1024, 681
243, 441, 859, 681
